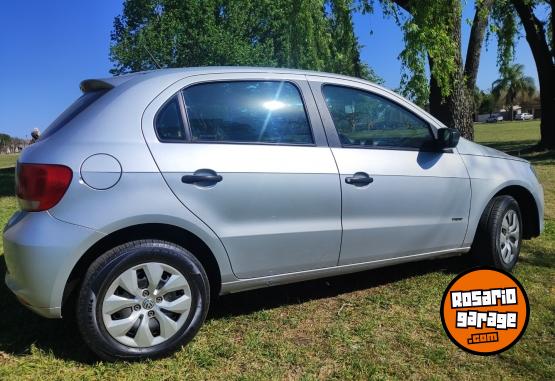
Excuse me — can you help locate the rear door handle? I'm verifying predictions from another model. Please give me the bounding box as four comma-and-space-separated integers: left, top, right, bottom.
345, 172, 373, 187
182, 169, 223, 185
182, 174, 223, 184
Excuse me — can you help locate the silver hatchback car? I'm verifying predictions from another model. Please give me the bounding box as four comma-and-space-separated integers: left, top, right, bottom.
3, 67, 544, 360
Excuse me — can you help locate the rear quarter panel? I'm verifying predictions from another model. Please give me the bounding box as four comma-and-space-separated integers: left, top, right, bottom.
19, 71, 237, 285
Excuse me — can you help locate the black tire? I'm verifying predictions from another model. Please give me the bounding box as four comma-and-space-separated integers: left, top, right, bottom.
470, 195, 523, 272
76, 240, 210, 361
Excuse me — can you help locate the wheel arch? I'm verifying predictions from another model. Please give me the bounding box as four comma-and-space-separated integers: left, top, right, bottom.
493, 185, 540, 239
62, 223, 222, 314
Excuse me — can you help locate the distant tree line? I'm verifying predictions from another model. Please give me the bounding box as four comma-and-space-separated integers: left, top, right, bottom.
473, 63, 538, 118
0, 133, 27, 154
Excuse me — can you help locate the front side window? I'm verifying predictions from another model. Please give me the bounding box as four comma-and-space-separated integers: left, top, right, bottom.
323, 85, 434, 149
182, 81, 313, 144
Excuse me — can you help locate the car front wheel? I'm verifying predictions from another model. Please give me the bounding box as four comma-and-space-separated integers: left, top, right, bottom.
76, 240, 210, 361
471, 195, 523, 271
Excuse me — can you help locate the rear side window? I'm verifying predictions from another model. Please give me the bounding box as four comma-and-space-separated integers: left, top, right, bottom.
41, 90, 108, 140
155, 96, 186, 141
182, 81, 313, 145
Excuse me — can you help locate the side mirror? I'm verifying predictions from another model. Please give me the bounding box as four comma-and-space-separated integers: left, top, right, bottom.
437, 128, 460, 149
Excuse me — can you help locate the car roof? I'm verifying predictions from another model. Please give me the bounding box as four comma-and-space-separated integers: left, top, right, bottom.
81, 66, 386, 92
141, 66, 373, 80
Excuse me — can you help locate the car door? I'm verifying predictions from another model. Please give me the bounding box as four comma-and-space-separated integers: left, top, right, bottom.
142, 73, 342, 279
308, 76, 471, 265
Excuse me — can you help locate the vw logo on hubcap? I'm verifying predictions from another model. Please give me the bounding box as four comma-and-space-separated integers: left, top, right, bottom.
142, 298, 155, 310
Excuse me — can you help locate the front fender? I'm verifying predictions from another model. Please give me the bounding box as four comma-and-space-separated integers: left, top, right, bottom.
461, 155, 544, 246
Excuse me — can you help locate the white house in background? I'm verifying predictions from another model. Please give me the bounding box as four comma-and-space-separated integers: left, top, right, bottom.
475, 106, 521, 123
476, 104, 541, 123
499, 105, 522, 120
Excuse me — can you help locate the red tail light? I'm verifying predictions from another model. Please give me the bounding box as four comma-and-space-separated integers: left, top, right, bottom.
16, 163, 73, 211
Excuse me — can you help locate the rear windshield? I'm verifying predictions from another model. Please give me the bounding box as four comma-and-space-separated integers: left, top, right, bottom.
41, 90, 108, 140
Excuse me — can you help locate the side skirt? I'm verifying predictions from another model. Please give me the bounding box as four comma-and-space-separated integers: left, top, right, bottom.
220, 247, 471, 295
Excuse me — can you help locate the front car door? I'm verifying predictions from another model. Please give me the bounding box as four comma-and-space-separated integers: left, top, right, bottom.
142, 72, 342, 278
308, 76, 471, 265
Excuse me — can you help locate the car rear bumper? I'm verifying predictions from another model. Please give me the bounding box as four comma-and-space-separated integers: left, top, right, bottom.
3, 211, 104, 318
4, 273, 62, 318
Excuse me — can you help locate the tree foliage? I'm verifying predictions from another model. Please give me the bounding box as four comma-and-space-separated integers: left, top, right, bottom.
492, 0, 554, 75
0, 133, 10, 146
359, 1, 492, 106
357, 0, 494, 139
398, 1, 460, 105
492, 0, 555, 64
492, 63, 536, 120
475, 89, 499, 115
359, 0, 460, 105
110, 0, 382, 82
490, 0, 519, 72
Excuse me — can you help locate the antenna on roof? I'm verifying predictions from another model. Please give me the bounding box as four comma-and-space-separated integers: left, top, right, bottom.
143, 45, 162, 70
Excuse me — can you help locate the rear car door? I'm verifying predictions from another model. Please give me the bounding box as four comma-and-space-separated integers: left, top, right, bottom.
308, 77, 471, 265
142, 73, 342, 278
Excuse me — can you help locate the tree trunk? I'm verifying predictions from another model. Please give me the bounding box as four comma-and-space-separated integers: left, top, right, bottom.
542, 0, 555, 148
428, 68, 474, 139
427, 6, 474, 140
509, 102, 514, 121
464, 0, 495, 91
428, 59, 450, 123
392, 0, 492, 141
513, 0, 555, 148
537, 76, 555, 148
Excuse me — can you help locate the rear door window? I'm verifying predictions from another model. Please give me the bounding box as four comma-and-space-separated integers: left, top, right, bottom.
155, 96, 187, 141
182, 81, 314, 145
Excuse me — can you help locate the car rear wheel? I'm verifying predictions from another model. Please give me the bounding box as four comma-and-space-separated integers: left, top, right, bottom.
76, 240, 210, 361
471, 195, 522, 271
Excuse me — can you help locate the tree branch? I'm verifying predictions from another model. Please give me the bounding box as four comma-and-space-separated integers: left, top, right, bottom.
512, 0, 553, 70
389, 0, 411, 14
464, 0, 495, 90
551, 1, 554, 61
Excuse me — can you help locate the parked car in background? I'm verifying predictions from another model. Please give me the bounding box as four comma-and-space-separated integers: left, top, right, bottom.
486, 114, 504, 123
3, 67, 544, 361
515, 113, 534, 120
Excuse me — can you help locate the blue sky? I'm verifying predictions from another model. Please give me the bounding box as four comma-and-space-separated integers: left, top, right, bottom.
0, 1, 538, 138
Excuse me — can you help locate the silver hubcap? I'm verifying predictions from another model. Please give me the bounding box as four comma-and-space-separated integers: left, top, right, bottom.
101, 262, 192, 348
500, 210, 520, 264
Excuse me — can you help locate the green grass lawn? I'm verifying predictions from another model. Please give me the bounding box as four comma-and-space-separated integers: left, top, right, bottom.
0, 154, 18, 170
0, 122, 553, 380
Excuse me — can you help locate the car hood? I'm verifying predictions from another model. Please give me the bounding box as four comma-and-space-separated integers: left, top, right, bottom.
456, 138, 528, 163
